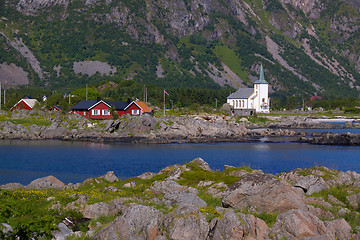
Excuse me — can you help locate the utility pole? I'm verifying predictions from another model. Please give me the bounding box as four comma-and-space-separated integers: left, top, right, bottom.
3, 89, 5, 108
69, 93, 71, 104
86, 84, 88, 100
215, 98, 218, 109
0, 83, 2, 110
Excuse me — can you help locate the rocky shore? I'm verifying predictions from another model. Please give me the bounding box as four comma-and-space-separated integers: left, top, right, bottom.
1, 158, 360, 239
1, 110, 360, 145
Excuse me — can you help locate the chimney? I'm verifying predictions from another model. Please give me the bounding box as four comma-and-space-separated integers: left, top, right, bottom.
97, 97, 101, 101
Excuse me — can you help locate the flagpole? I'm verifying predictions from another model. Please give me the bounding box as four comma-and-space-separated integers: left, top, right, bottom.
163, 89, 165, 116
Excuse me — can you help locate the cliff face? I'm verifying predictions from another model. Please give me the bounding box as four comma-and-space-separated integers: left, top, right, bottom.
1, 0, 359, 98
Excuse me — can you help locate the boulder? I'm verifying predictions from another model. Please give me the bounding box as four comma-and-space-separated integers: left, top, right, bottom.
294, 174, 327, 195
211, 209, 245, 239
52, 222, 73, 240
270, 209, 331, 239
137, 172, 156, 179
164, 203, 209, 240
189, 157, 212, 171
163, 191, 207, 208
94, 205, 164, 240
325, 219, 352, 239
150, 180, 186, 195
1, 182, 24, 189
346, 193, 360, 210
98, 171, 119, 182
237, 213, 269, 239
27, 176, 65, 189
1, 223, 13, 236
222, 173, 307, 212
82, 202, 111, 219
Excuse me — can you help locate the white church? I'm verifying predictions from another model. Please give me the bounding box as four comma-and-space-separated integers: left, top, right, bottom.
227, 65, 270, 116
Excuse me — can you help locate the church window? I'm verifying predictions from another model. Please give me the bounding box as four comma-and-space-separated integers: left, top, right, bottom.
262, 98, 265, 103
242, 100, 245, 108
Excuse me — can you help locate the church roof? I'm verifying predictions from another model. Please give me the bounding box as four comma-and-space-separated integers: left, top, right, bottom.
254, 64, 268, 84
227, 88, 254, 99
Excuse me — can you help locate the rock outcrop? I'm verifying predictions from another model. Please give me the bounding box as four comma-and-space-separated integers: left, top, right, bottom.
2, 158, 360, 240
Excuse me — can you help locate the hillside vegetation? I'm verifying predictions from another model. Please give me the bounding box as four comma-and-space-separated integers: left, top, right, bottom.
0, 0, 359, 102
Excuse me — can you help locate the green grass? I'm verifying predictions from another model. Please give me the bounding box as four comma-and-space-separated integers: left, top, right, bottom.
0, 115, 52, 127
213, 45, 251, 83
177, 162, 239, 187
297, 166, 338, 181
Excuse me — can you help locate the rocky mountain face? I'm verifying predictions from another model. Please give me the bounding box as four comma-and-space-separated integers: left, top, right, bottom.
0, 0, 359, 98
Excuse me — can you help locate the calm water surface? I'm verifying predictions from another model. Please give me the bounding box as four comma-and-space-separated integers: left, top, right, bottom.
0, 140, 359, 185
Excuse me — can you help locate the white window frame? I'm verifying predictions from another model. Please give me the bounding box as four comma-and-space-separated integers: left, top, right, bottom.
102, 109, 110, 115
92, 109, 100, 115
132, 109, 140, 115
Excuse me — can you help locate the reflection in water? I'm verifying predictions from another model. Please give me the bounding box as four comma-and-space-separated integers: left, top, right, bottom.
0, 140, 359, 185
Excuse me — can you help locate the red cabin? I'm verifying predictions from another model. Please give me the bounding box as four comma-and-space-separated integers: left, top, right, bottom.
11, 98, 39, 111
71, 100, 150, 119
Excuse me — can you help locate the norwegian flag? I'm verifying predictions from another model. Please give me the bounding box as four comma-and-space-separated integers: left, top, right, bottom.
164, 89, 169, 96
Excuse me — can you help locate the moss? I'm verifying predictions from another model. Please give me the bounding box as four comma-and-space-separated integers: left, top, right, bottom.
177, 163, 239, 187
297, 166, 338, 180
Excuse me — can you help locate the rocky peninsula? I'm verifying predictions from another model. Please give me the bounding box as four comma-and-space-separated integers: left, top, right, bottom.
1, 109, 360, 145
1, 158, 360, 239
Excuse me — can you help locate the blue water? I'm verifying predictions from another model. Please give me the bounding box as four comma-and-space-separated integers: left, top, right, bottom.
0, 140, 359, 185
298, 128, 360, 134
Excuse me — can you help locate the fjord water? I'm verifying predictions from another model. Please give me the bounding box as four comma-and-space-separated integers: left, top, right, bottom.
0, 140, 359, 185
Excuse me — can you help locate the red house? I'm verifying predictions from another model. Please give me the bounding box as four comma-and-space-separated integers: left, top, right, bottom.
11, 98, 39, 111
71, 99, 151, 119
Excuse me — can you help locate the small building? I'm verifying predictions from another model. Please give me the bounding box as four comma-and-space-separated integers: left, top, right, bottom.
227, 65, 270, 116
135, 101, 154, 115
71, 99, 152, 119
11, 98, 39, 111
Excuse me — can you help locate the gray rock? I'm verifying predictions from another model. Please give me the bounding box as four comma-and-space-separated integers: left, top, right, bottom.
270, 209, 331, 239
1, 223, 13, 235
325, 219, 352, 240
164, 203, 209, 240
1, 182, 24, 189
305, 197, 333, 209
82, 202, 111, 219
237, 212, 270, 239
137, 172, 156, 179
346, 193, 360, 210
327, 194, 345, 207
123, 181, 135, 188
150, 180, 186, 194
163, 191, 207, 208
189, 157, 212, 171
94, 205, 164, 240
99, 171, 119, 182
27, 175, 65, 189
52, 222, 73, 240
222, 173, 307, 212
211, 209, 245, 239
294, 174, 327, 195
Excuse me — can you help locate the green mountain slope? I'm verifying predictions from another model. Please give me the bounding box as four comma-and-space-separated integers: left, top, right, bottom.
0, 0, 359, 99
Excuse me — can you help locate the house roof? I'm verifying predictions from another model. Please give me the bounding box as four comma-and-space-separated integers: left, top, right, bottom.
71, 100, 99, 110
72, 100, 133, 111
135, 101, 153, 113
227, 88, 254, 99
22, 99, 39, 108
106, 100, 132, 110
11, 98, 39, 110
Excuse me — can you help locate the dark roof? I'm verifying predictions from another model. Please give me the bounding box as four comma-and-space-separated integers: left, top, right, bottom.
71, 100, 99, 110
72, 100, 132, 110
227, 88, 254, 99
106, 101, 132, 110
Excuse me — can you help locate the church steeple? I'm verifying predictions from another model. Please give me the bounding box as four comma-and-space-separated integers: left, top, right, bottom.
255, 64, 267, 84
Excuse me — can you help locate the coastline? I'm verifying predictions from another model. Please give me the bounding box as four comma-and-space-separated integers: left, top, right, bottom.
1, 158, 360, 239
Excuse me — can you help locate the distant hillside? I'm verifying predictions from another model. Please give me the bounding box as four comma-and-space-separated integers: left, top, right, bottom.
0, 0, 359, 99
